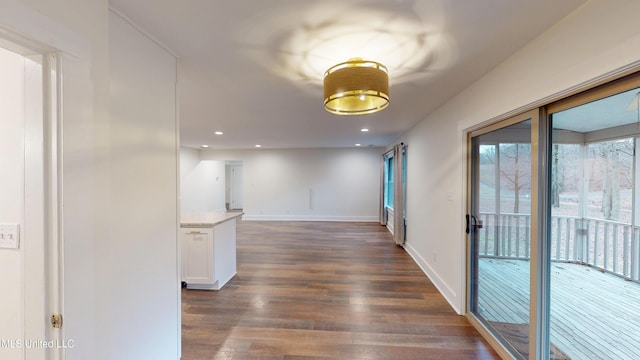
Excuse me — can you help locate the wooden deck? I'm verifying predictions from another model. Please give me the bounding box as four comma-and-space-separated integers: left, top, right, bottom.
477, 258, 640, 359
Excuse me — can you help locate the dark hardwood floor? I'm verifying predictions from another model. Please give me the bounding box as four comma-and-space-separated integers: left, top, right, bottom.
182, 221, 498, 359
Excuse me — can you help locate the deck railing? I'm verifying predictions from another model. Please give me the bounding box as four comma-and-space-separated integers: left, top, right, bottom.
477, 212, 640, 282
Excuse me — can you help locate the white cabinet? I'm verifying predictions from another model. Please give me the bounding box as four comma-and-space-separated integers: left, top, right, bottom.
180, 213, 240, 290
181, 228, 214, 287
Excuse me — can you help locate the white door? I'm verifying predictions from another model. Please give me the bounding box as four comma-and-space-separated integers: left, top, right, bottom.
0, 43, 62, 359
229, 165, 244, 210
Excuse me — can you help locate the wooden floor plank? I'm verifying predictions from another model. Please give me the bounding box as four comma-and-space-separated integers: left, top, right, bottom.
182, 221, 497, 359
477, 258, 640, 359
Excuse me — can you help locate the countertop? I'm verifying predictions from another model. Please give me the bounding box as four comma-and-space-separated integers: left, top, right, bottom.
181, 211, 243, 228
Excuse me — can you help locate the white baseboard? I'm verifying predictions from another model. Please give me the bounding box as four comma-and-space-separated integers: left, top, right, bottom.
402, 242, 463, 315
241, 214, 379, 222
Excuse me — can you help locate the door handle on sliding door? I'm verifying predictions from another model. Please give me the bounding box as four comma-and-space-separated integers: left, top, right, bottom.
473, 215, 483, 230
466, 214, 483, 234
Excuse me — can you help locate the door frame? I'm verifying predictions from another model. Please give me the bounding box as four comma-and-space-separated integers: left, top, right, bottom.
43, 51, 65, 360
229, 164, 244, 210
465, 71, 640, 360
465, 108, 543, 359
1, 33, 64, 359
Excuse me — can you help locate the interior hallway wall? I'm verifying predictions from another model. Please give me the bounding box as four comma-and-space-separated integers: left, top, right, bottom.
0, 46, 25, 360
104, 10, 179, 360
180, 148, 226, 213
200, 147, 382, 221
0, 0, 111, 358
2, 2, 180, 359
5, 0, 112, 358
398, 0, 640, 313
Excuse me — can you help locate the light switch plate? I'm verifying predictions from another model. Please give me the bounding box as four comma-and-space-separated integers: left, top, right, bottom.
0, 224, 20, 249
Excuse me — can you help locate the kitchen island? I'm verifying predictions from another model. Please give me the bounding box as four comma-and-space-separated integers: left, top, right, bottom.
180, 212, 243, 290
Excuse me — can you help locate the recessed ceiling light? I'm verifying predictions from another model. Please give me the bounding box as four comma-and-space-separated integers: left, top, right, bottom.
214, 131, 223, 135
201, 145, 209, 148
355, 144, 361, 147
255, 144, 262, 148
361, 128, 369, 132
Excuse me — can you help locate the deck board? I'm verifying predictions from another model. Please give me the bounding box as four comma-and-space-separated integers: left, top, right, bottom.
477, 258, 640, 359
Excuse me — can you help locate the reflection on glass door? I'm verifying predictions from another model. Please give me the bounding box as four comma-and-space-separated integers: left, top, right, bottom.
470, 120, 532, 359
549, 86, 640, 359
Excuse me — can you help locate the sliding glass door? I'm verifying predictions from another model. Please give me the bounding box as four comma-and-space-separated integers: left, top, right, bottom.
548, 81, 640, 359
469, 113, 536, 359
468, 73, 640, 359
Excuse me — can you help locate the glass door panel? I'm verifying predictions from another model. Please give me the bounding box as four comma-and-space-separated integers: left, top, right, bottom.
549, 86, 640, 359
470, 120, 532, 359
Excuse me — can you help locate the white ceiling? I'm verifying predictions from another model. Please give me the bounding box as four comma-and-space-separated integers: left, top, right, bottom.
553, 88, 640, 133
109, 0, 585, 150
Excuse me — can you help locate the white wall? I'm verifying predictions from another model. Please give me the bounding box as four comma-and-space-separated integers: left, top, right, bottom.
200, 147, 381, 221
1, 1, 110, 359
61, 52, 100, 360
180, 147, 200, 180
1, 3, 181, 359
104, 11, 179, 360
399, 0, 640, 313
180, 148, 226, 213
0, 46, 25, 360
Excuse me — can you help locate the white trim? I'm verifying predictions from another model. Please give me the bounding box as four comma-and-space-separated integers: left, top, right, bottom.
108, 6, 179, 58
0, 0, 90, 59
23, 50, 46, 360
43, 51, 63, 360
174, 57, 182, 358
242, 215, 379, 222
54, 51, 65, 360
459, 128, 469, 316
458, 61, 640, 134
403, 242, 463, 315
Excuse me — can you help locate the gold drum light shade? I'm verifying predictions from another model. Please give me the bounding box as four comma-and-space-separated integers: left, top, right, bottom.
323, 58, 389, 115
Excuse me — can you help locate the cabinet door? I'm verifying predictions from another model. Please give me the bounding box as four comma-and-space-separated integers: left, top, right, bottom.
181, 229, 214, 284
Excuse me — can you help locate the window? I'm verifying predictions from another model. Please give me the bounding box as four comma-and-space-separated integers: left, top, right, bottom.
402, 146, 407, 216
585, 138, 633, 222
385, 155, 394, 208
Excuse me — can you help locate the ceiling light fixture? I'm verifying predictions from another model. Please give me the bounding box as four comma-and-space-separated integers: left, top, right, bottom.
214, 131, 223, 135
323, 58, 389, 115
361, 128, 369, 132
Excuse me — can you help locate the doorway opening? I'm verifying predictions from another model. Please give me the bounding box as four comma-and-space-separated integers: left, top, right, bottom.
0, 39, 62, 358
226, 161, 243, 211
